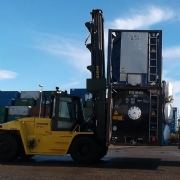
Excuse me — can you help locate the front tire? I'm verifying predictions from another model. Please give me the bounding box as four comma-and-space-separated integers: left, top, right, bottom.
0, 134, 19, 162
97, 145, 108, 161
70, 136, 99, 163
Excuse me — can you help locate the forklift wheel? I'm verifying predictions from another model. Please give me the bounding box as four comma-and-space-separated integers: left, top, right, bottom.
19, 150, 34, 160
70, 136, 99, 163
97, 145, 108, 161
0, 134, 19, 162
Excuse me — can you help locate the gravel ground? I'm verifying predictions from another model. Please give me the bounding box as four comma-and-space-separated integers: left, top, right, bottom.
0, 145, 180, 180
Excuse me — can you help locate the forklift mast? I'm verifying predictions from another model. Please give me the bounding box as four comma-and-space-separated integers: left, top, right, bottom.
85, 9, 107, 141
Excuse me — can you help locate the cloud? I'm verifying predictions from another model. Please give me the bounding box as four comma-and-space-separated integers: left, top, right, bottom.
35, 33, 90, 73
162, 46, 180, 81
106, 6, 176, 29
162, 46, 180, 109
0, 70, 17, 80
163, 46, 180, 59
34, 6, 178, 77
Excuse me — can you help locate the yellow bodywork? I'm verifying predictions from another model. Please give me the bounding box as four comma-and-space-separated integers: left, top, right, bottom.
0, 118, 93, 156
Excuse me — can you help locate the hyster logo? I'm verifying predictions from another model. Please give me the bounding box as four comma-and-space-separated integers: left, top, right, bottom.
36, 123, 48, 125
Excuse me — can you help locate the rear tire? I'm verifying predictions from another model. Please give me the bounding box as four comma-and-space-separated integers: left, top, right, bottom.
0, 134, 19, 162
19, 150, 34, 160
70, 136, 99, 163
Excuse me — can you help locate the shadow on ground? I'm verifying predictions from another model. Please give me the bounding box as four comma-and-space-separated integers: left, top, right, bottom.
1, 155, 180, 170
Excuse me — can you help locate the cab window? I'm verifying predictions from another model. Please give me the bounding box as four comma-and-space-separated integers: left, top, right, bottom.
58, 97, 74, 120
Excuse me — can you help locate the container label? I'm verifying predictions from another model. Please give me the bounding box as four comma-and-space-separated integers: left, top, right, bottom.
129, 91, 143, 95
112, 115, 123, 120
152, 111, 156, 116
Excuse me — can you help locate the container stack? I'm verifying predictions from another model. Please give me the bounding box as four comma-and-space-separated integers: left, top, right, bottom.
168, 107, 179, 133
0, 106, 9, 124
84, 99, 93, 121
7, 91, 39, 122
107, 29, 166, 145
70, 88, 91, 107
70, 88, 92, 120
33, 90, 55, 118
0, 91, 20, 106
0, 90, 56, 123
0, 91, 20, 123
7, 106, 31, 122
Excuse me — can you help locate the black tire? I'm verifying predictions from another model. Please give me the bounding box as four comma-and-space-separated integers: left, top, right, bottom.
70, 136, 99, 163
17, 138, 34, 160
97, 145, 108, 161
19, 150, 34, 160
0, 134, 19, 162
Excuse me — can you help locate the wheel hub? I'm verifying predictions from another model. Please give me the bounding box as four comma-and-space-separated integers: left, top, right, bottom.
80, 144, 90, 156
0, 141, 11, 154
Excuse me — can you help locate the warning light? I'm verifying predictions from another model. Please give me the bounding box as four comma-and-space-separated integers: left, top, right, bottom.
114, 111, 118, 115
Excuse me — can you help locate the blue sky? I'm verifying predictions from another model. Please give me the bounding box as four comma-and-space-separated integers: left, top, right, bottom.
0, 0, 180, 107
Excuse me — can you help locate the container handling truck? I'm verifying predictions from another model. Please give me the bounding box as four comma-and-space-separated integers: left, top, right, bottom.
0, 10, 110, 164
0, 9, 173, 163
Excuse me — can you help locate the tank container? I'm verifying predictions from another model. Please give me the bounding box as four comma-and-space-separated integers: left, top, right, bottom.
111, 89, 151, 144
107, 30, 162, 87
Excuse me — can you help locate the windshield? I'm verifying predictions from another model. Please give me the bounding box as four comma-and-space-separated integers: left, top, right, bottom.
58, 97, 73, 119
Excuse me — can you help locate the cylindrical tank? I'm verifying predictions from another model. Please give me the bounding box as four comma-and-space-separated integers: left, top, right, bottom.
164, 103, 173, 123
164, 82, 173, 103
162, 124, 170, 145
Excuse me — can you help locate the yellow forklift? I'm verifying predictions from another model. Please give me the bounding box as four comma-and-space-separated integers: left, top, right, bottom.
0, 10, 111, 163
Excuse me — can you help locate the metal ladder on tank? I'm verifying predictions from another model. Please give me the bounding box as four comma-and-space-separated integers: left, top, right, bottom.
148, 33, 158, 84
149, 90, 159, 142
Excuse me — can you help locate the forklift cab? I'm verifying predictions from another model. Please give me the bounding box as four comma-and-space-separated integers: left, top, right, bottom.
51, 91, 85, 131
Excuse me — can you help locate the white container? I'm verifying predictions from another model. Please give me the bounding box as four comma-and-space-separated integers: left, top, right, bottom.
164, 82, 173, 103
164, 103, 173, 123
20, 91, 40, 99
9, 106, 31, 116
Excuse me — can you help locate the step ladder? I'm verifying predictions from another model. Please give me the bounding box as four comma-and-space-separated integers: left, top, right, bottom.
148, 33, 158, 84
149, 90, 159, 142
